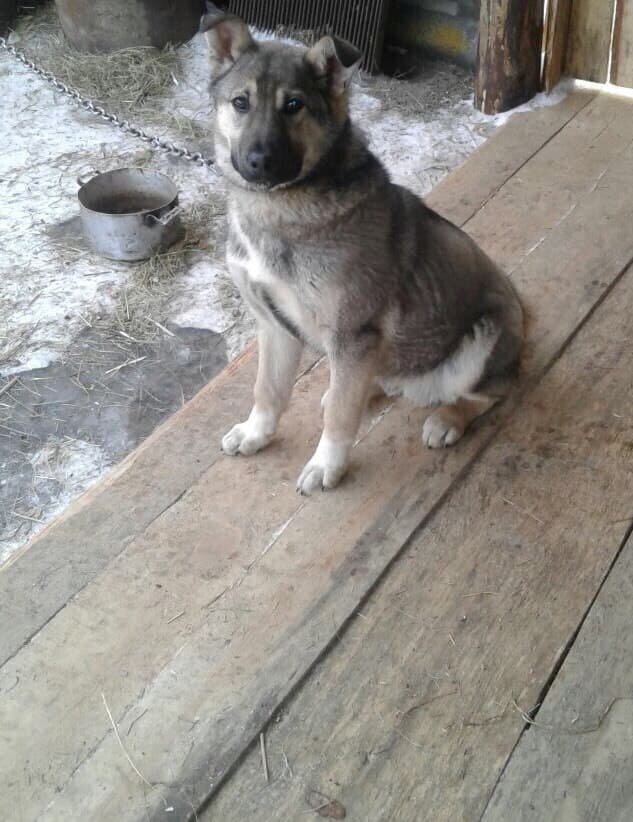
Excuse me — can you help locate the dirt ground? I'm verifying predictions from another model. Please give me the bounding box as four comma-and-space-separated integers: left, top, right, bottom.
0, 4, 566, 560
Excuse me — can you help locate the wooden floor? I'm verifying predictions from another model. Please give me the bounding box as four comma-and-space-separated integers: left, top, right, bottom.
2, 89, 633, 822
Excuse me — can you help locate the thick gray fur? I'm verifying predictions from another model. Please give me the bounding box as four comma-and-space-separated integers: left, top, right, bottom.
203, 15, 524, 493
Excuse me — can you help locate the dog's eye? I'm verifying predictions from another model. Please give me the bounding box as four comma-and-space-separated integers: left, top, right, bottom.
231, 95, 249, 112
284, 97, 304, 115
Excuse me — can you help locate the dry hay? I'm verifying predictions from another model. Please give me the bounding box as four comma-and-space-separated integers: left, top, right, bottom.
362, 59, 473, 117
16, 5, 181, 114
12, 5, 213, 163
71, 196, 228, 363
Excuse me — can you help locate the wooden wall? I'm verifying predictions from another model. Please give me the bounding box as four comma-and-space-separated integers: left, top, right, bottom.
613, 0, 633, 87
566, 0, 615, 83
564, 0, 633, 88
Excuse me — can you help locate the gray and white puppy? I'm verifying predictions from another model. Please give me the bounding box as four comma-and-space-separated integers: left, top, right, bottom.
202, 13, 524, 495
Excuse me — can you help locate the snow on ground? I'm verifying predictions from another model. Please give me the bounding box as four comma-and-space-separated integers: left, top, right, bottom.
0, 13, 569, 562
358, 84, 571, 197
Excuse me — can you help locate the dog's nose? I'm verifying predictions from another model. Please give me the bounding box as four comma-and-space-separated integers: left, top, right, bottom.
246, 149, 272, 176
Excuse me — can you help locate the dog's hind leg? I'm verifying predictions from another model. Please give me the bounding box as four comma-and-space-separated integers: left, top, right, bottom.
421, 310, 522, 449
222, 323, 303, 456
421, 378, 511, 449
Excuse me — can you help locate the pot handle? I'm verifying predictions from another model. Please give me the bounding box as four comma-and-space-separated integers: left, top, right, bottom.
77, 168, 101, 187
144, 205, 183, 227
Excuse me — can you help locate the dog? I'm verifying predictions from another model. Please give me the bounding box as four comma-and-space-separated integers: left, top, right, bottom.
201, 12, 524, 495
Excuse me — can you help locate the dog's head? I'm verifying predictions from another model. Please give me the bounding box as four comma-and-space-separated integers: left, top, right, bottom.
200, 12, 361, 191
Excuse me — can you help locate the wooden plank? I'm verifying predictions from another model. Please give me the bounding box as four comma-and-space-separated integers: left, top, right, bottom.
482, 531, 633, 821
206, 262, 633, 822
464, 94, 633, 273
0, 92, 591, 669
566, 0, 615, 83
0, 362, 333, 815
475, 1, 544, 114
0, 341, 258, 666
429, 90, 593, 226
0, 345, 324, 667
614, 0, 633, 88
2, 95, 632, 821
543, 0, 573, 92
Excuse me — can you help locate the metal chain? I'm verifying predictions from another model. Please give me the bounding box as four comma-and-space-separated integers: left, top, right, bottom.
0, 35, 218, 173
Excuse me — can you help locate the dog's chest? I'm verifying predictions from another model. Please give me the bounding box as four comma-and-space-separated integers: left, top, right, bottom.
227, 213, 323, 343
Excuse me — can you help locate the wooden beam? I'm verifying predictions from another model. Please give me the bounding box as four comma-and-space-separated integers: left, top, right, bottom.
475, 0, 544, 114
543, 0, 573, 92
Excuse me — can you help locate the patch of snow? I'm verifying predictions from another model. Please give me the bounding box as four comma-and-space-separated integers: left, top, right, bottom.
170, 260, 234, 333
170, 259, 256, 359
0, 53, 152, 374
3, 348, 60, 375
0, 438, 108, 565
491, 78, 574, 122
33, 438, 108, 497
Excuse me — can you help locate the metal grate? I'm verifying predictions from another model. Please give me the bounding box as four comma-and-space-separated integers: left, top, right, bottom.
225, 0, 391, 72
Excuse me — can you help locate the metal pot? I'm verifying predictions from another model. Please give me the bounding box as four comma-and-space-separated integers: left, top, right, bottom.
77, 168, 185, 261
54, 0, 204, 53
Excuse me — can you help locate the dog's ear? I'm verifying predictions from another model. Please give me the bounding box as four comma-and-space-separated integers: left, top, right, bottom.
305, 35, 362, 97
200, 10, 256, 76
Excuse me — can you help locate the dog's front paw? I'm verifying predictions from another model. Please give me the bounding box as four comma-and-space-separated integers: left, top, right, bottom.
296, 459, 346, 495
296, 436, 349, 495
221, 420, 273, 456
422, 408, 464, 449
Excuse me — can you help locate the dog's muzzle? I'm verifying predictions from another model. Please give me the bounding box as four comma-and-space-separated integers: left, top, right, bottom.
233, 140, 303, 188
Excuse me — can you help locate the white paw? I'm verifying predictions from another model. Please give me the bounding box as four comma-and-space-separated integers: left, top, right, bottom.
422, 410, 464, 449
296, 436, 349, 495
296, 460, 346, 494
221, 421, 273, 456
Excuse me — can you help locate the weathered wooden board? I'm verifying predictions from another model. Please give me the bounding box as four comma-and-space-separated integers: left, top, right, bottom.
207, 262, 633, 821
0, 346, 330, 668
0, 342, 257, 667
429, 90, 592, 227
614, 0, 633, 88
0, 360, 332, 819
475, 0, 544, 113
543, 0, 573, 92
464, 94, 633, 273
2, 94, 632, 821
483, 532, 633, 821
0, 94, 590, 670
566, 0, 615, 83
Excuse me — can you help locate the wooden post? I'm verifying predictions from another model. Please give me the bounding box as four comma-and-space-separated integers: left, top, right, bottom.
611, 0, 630, 87
475, 0, 544, 114
543, 0, 573, 92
